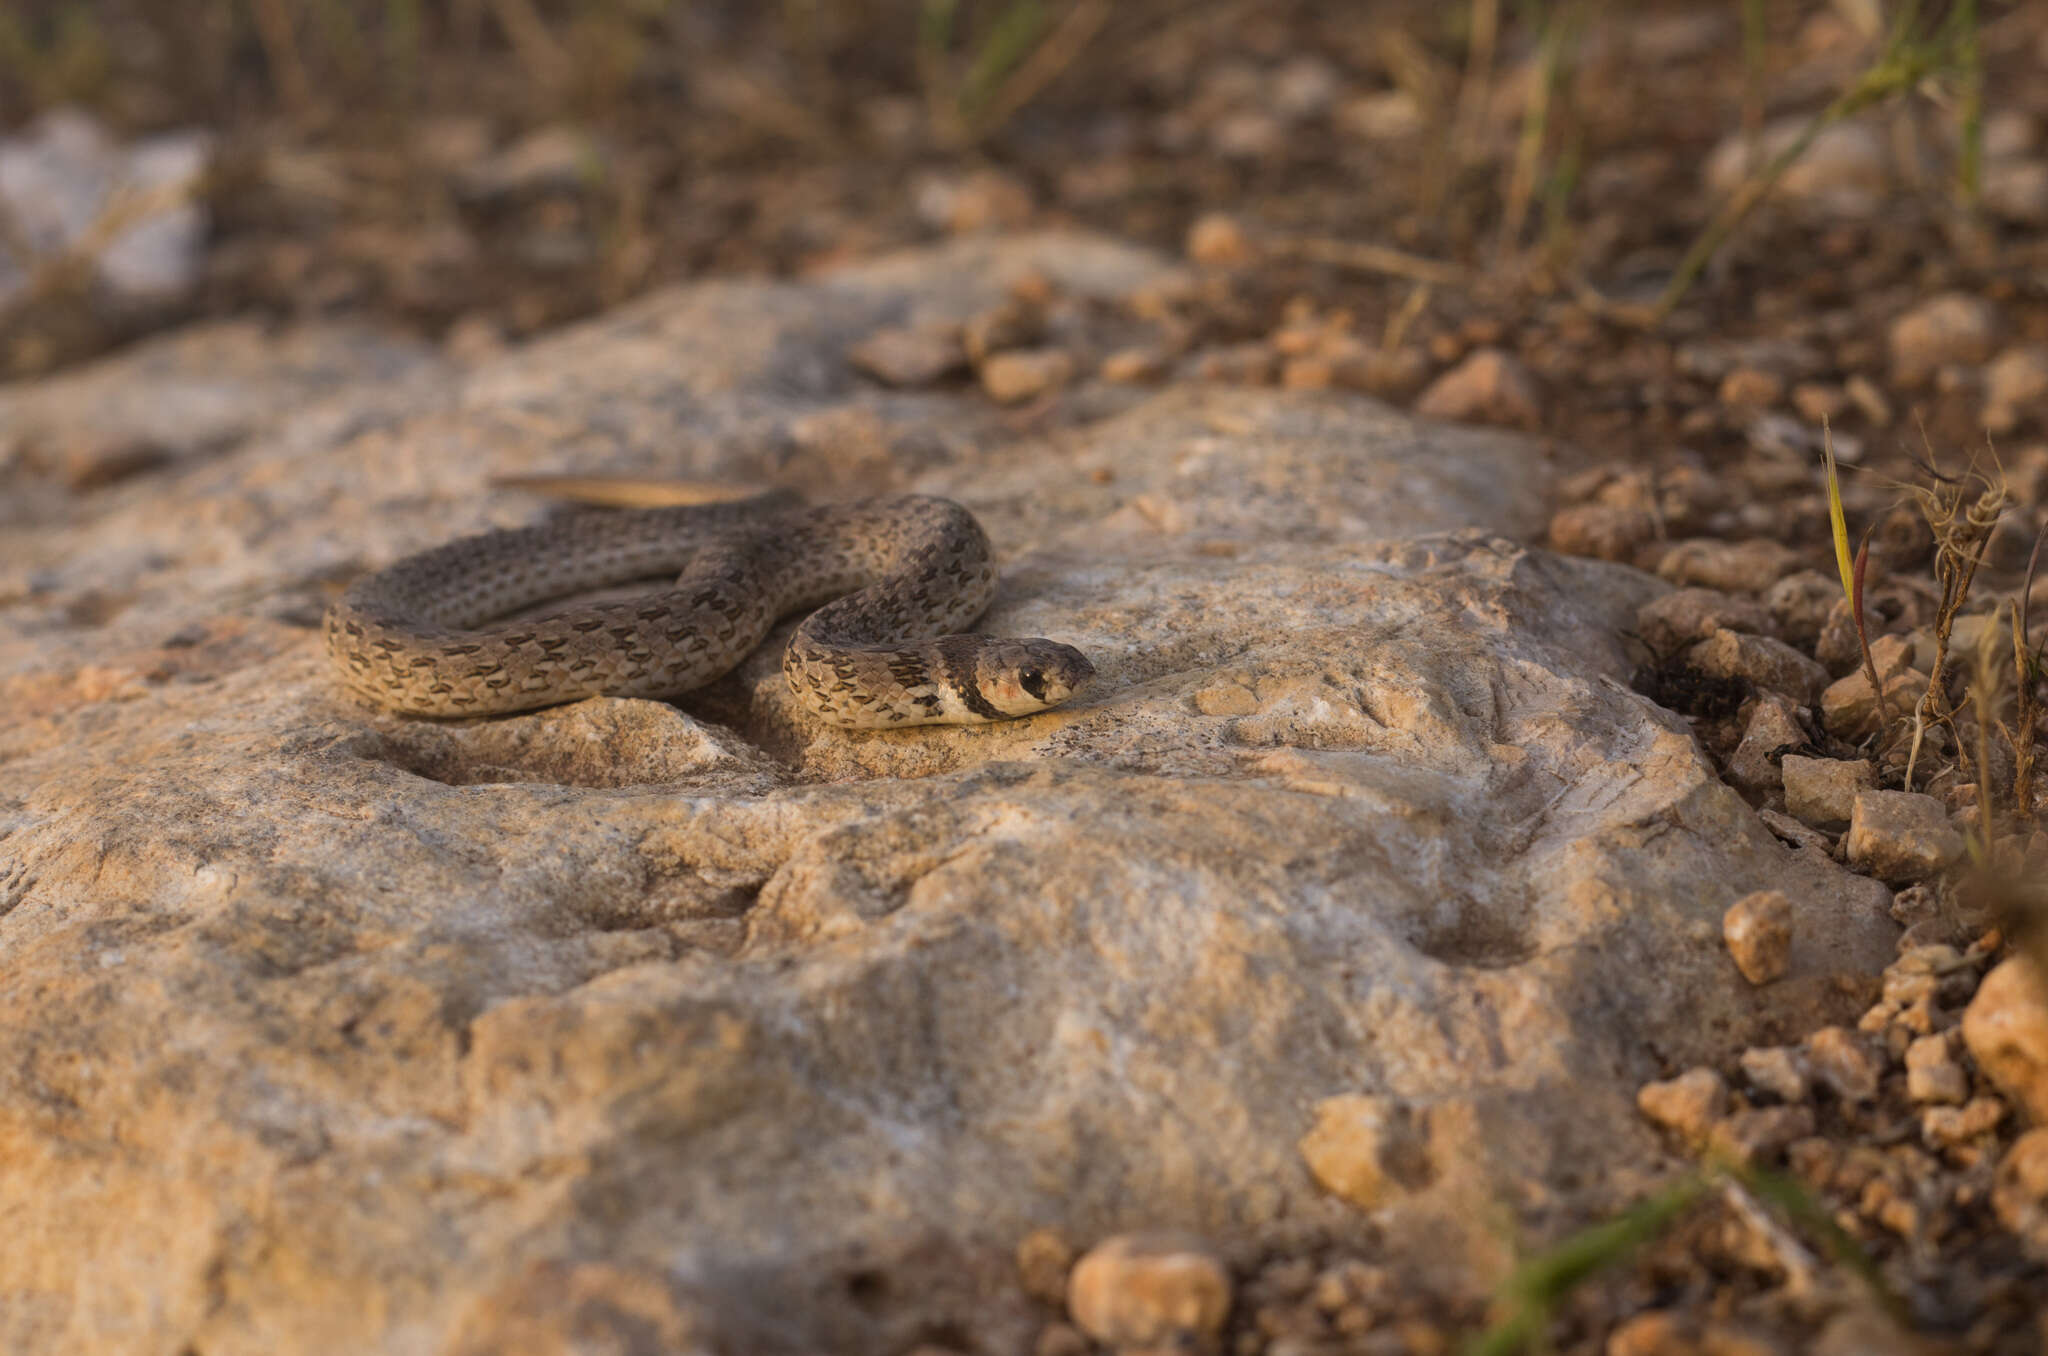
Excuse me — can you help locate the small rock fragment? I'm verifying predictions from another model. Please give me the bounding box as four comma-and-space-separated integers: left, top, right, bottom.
1298, 1095, 1433, 1208
1780, 755, 1874, 828
1723, 890, 1793, 985
1718, 367, 1785, 409
1656, 539, 1800, 594
1740, 1046, 1811, 1103
1684, 630, 1828, 705
1984, 160, 2048, 226
1923, 1096, 2007, 1151
1636, 1068, 1727, 1147
1888, 292, 2000, 388
1704, 118, 1890, 217
1709, 1104, 1815, 1165
1984, 344, 2048, 432
1017, 1227, 1076, 1305
1819, 665, 1926, 740
1636, 589, 1774, 653
1805, 1026, 1881, 1103
1992, 1127, 2048, 1261
1186, 213, 1255, 267
1067, 1233, 1231, 1353
1844, 790, 1964, 884
1961, 957, 2048, 1125
1763, 570, 1839, 647
1548, 504, 1655, 563
1101, 348, 1171, 384
981, 348, 1075, 404
1903, 1031, 1967, 1105
847, 325, 967, 387
962, 298, 1046, 364
1725, 695, 1806, 791
1605, 1310, 1691, 1356
1413, 348, 1542, 429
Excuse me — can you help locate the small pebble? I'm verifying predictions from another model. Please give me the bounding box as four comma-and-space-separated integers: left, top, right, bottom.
1017, 1227, 1076, 1305
1960, 957, 2048, 1124
1762, 570, 1838, 647
1903, 1031, 1967, 1105
1725, 695, 1807, 791
981, 348, 1075, 404
1549, 504, 1655, 563
1684, 630, 1828, 705
1844, 790, 1964, 884
848, 324, 966, 387
1779, 755, 1873, 828
1413, 348, 1543, 429
1187, 213, 1255, 267
1740, 1045, 1812, 1103
1709, 1104, 1815, 1166
1068, 1233, 1231, 1352
1655, 539, 1801, 594
1723, 890, 1793, 985
1805, 1026, 1882, 1103
1888, 291, 2000, 388
1635, 589, 1774, 652
1991, 1127, 2048, 1261
1637, 1067, 1727, 1147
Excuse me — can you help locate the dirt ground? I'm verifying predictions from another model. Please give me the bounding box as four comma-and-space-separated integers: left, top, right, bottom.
3, 1, 2045, 1352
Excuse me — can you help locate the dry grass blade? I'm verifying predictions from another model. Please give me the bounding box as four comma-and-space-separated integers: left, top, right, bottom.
488, 0, 573, 92
1268, 235, 1468, 288
966, 0, 1112, 143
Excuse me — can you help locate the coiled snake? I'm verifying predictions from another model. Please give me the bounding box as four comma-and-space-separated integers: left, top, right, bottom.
323, 494, 1093, 728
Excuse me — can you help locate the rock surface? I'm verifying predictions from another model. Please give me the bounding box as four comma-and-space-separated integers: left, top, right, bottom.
0, 232, 1897, 1354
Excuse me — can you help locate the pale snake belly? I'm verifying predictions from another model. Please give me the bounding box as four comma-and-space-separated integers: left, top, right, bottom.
323, 494, 1093, 727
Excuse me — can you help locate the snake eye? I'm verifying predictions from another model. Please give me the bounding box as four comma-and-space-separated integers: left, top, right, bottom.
1018, 667, 1047, 701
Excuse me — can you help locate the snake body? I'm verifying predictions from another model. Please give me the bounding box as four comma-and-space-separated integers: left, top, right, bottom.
323, 494, 1093, 728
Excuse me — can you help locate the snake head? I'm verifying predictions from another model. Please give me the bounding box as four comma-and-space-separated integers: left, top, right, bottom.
978, 639, 1094, 718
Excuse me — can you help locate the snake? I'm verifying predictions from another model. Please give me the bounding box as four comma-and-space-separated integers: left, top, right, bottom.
323, 493, 1094, 728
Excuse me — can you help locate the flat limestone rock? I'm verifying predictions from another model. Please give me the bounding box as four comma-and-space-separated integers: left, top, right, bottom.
0, 232, 1895, 1355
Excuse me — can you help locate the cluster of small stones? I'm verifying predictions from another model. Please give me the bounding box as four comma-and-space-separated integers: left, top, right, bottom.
1010, 1228, 1473, 1356
1632, 936, 2048, 1354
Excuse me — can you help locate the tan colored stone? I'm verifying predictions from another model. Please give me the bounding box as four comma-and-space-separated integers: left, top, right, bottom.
1739, 1046, 1811, 1103
1635, 589, 1774, 653
1781, 755, 1874, 828
1923, 1096, 2007, 1150
1414, 348, 1542, 429
1806, 1026, 1882, 1102
1655, 539, 1800, 594
1725, 695, 1806, 792
980, 347, 1076, 404
1845, 791, 1964, 884
1548, 503, 1655, 563
1992, 1128, 2048, 1261
1962, 958, 2048, 1125
1685, 630, 1828, 704
1299, 1095, 1434, 1209
1018, 1228, 1077, 1305
1708, 1105, 1815, 1166
1889, 291, 2000, 388
1068, 1233, 1230, 1351
1724, 891, 1793, 985
1186, 213, 1254, 266
847, 323, 967, 387
1637, 1068, 1728, 1147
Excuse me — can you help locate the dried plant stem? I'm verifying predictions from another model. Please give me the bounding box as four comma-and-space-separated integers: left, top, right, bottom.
251, 0, 317, 120
966, 0, 1111, 143
1268, 236, 1468, 288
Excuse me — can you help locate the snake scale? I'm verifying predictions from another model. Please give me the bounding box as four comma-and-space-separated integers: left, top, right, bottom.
324, 494, 1094, 728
